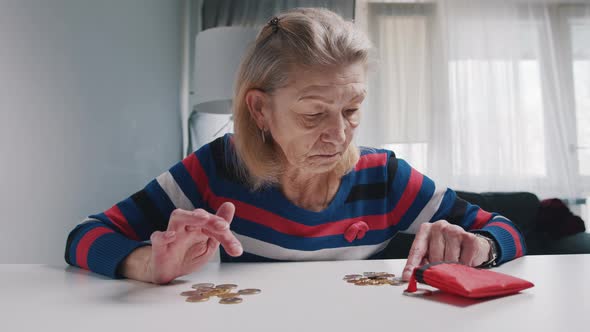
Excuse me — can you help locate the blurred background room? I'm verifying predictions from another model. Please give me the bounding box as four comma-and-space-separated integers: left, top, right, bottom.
1, 0, 589, 264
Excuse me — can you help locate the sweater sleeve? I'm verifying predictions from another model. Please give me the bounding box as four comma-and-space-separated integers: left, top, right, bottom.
392, 158, 526, 265
64, 139, 216, 279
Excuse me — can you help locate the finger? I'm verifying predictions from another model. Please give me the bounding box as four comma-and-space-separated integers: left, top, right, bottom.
459, 233, 479, 266
202, 227, 243, 257
428, 224, 445, 263
215, 202, 236, 223
419, 257, 430, 266
169, 209, 229, 232
402, 223, 431, 280
185, 239, 217, 260
150, 230, 176, 251
443, 225, 462, 262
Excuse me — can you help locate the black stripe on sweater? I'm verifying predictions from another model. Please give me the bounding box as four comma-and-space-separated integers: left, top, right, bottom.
131, 190, 168, 232
386, 152, 398, 184
345, 182, 388, 203
209, 136, 247, 185
446, 197, 468, 226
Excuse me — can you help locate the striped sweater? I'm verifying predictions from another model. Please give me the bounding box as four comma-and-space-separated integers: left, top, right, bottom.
65, 134, 526, 278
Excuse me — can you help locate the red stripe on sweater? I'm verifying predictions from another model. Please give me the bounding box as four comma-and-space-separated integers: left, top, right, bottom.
355, 153, 387, 171
182, 152, 212, 202
471, 209, 493, 230
487, 221, 524, 258
184, 151, 425, 237
104, 205, 139, 241
387, 168, 424, 225
76, 227, 114, 270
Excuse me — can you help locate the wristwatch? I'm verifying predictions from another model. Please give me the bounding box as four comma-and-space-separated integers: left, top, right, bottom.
474, 233, 498, 268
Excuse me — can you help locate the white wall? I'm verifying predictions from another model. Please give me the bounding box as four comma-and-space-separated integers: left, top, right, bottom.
0, 0, 183, 264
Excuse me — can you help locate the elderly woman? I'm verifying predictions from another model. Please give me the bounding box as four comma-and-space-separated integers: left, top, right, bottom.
65, 8, 525, 284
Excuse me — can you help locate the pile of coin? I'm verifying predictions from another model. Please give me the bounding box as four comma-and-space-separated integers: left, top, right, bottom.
180, 283, 261, 304
343, 272, 407, 286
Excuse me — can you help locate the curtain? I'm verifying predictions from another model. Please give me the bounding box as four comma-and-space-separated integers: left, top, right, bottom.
187, 0, 355, 153
357, 0, 590, 209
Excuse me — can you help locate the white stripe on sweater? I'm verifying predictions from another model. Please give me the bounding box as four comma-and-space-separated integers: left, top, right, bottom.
156, 171, 195, 211
233, 232, 392, 261
400, 183, 447, 234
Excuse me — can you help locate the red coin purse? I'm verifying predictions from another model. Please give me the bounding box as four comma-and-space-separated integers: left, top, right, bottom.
405, 262, 534, 298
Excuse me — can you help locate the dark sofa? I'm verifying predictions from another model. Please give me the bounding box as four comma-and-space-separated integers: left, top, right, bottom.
381, 191, 590, 259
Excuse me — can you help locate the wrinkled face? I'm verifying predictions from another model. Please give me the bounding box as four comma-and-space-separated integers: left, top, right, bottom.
265, 63, 367, 174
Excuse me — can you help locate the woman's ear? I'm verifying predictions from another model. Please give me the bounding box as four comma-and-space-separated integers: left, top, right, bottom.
245, 89, 270, 130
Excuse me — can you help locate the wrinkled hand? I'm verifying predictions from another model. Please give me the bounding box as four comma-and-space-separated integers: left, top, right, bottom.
146, 202, 243, 284
401, 220, 491, 280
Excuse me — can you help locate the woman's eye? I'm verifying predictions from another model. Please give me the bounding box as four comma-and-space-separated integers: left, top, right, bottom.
345, 109, 359, 116
304, 113, 322, 120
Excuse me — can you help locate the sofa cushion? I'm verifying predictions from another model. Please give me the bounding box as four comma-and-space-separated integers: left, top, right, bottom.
456, 191, 540, 239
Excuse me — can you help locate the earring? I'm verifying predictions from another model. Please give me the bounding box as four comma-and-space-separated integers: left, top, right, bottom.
261, 128, 266, 143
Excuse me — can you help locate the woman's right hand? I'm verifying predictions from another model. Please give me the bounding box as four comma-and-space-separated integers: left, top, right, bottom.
122, 202, 243, 284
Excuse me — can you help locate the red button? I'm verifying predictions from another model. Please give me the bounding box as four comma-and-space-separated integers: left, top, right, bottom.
344, 221, 369, 243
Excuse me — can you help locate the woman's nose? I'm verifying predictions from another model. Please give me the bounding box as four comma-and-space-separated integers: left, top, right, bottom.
321, 116, 346, 144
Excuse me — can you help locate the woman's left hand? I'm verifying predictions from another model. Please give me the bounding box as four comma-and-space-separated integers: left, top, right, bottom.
401, 220, 491, 280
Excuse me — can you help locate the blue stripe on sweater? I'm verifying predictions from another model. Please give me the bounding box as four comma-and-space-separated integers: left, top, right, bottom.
144, 179, 176, 223
116, 197, 152, 241
429, 189, 456, 223
68, 223, 101, 266
170, 161, 206, 210
387, 158, 413, 214
397, 173, 436, 231
480, 224, 517, 263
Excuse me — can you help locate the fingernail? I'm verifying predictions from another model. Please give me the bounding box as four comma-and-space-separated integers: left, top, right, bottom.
231, 242, 243, 254
165, 231, 176, 238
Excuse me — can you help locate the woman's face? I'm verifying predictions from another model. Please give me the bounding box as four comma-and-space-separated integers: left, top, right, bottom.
264, 62, 367, 174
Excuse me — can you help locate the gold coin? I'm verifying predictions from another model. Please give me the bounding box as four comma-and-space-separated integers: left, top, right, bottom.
219, 297, 243, 304
186, 295, 210, 302
192, 283, 214, 289
238, 288, 261, 295
218, 292, 240, 299
343, 274, 362, 280
215, 284, 238, 290
180, 290, 202, 297
202, 289, 228, 297
354, 280, 372, 286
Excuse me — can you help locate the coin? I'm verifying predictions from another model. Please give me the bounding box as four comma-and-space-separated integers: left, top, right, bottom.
192, 283, 215, 289
219, 297, 243, 304
403, 289, 433, 297
343, 274, 363, 280
186, 295, 210, 302
345, 272, 406, 286
238, 288, 261, 295
180, 290, 202, 297
202, 288, 229, 297
218, 292, 240, 299
216, 284, 238, 290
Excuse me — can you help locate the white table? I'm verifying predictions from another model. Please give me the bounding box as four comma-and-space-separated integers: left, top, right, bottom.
0, 255, 588, 332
